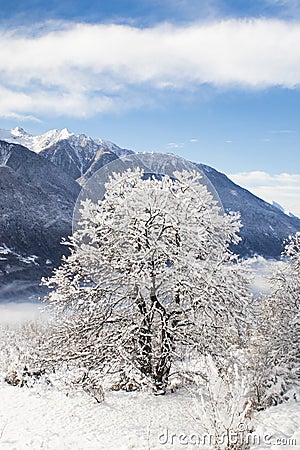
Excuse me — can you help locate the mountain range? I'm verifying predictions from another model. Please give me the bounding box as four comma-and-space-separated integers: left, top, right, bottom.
0, 127, 299, 300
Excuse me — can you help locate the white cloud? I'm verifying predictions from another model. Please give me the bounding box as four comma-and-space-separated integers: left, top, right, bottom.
2, 19, 300, 117
270, 129, 297, 134
166, 142, 185, 149
166, 138, 199, 148
265, 0, 300, 7
229, 171, 300, 217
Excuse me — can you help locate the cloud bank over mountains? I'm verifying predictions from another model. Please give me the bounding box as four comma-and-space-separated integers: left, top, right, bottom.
1, 18, 300, 119
230, 171, 300, 218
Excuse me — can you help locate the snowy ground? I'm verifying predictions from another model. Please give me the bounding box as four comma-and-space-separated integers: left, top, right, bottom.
251, 401, 300, 450
0, 384, 195, 450
0, 382, 299, 450
0, 281, 299, 450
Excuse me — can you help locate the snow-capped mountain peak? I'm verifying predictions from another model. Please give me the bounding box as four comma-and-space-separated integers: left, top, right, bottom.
0, 127, 132, 157
0, 127, 75, 153
0, 126, 133, 181
34, 128, 75, 152
10, 126, 29, 137
59, 128, 73, 138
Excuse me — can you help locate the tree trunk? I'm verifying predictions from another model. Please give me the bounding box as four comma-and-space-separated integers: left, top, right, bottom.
152, 295, 174, 394
136, 294, 153, 378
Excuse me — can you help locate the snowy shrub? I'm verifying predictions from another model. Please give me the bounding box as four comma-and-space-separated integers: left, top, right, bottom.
42, 366, 105, 402
80, 370, 105, 402
0, 320, 47, 382
0, 322, 105, 402
189, 355, 253, 450
42, 168, 251, 394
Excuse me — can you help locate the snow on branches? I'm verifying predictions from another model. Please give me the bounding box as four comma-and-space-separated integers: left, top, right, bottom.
248, 233, 300, 408
43, 168, 251, 393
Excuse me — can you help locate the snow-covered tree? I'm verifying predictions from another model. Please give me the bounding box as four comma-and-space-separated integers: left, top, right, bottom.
248, 233, 300, 408
43, 168, 251, 393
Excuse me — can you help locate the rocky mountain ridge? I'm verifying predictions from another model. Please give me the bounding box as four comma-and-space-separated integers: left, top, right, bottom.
0, 140, 80, 300
0, 128, 299, 300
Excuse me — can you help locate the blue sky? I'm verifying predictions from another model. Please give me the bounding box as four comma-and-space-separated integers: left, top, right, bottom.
0, 0, 300, 214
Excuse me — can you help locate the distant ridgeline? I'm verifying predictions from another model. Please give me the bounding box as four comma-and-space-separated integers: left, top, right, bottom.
0, 128, 299, 300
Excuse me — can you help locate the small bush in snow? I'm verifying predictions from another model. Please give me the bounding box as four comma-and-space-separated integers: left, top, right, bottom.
189, 355, 253, 450
0, 320, 47, 385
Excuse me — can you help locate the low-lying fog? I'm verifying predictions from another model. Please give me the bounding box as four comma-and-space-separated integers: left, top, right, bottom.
0, 257, 283, 326
0, 302, 46, 326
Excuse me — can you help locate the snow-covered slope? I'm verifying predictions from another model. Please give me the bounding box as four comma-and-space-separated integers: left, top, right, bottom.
40, 137, 119, 179
0, 381, 298, 450
0, 127, 133, 179
0, 127, 74, 153
0, 140, 80, 300
95, 137, 133, 157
